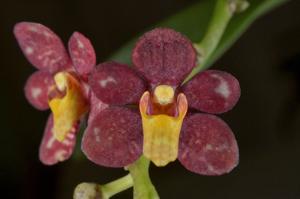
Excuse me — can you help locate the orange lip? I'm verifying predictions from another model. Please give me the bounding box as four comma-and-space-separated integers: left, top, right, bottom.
139, 90, 188, 166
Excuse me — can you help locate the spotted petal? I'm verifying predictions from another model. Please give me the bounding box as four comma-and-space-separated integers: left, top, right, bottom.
82, 107, 143, 167
68, 32, 96, 77
89, 62, 146, 105
132, 28, 197, 87
24, 70, 54, 110
179, 113, 239, 176
182, 70, 240, 114
39, 114, 78, 165
87, 91, 108, 126
14, 22, 70, 73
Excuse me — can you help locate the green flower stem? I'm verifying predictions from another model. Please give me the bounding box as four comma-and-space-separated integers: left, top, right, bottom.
101, 174, 133, 198
127, 156, 159, 199
183, 0, 248, 83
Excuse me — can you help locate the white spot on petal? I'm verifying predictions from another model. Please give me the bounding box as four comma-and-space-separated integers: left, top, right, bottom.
25, 47, 34, 55
31, 87, 42, 99
49, 56, 63, 67
38, 50, 56, 67
93, 128, 100, 143
77, 39, 84, 49
205, 144, 213, 151
62, 139, 72, 146
55, 150, 67, 161
93, 128, 100, 135
28, 26, 38, 32
99, 76, 117, 88
215, 143, 229, 152
67, 133, 75, 139
207, 164, 215, 172
43, 31, 52, 38
211, 74, 230, 98
46, 135, 56, 149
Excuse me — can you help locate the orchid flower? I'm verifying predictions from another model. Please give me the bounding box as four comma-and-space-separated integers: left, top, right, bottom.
83, 28, 240, 175
13, 22, 107, 165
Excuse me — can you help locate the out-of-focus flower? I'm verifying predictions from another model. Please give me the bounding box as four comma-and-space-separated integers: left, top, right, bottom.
14, 22, 106, 165
83, 28, 240, 175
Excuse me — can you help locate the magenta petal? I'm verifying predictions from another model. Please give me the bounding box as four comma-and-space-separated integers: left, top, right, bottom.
68, 32, 96, 76
82, 107, 143, 167
87, 92, 108, 126
14, 22, 70, 73
132, 28, 197, 86
182, 70, 240, 114
89, 62, 146, 105
24, 70, 54, 110
178, 113, 239, 176
39, 115, 77, 165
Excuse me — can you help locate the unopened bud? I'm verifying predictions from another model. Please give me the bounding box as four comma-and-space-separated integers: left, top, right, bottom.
74, 182, 103, 199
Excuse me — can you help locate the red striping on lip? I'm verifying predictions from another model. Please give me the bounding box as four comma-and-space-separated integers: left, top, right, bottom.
39, 115, 77, 165
178, 113, 239, 176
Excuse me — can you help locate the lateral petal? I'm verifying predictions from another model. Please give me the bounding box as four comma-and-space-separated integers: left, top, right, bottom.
178, 113, 239, 175
182, 70, 240, 114
24, 70, 54, 110
68, 32, 96, 77
87, 91, 108, 126
82, 107, 143, 167
89, 62, 146, 105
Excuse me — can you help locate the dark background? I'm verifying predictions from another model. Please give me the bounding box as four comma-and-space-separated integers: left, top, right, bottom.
1, 0, 300, 198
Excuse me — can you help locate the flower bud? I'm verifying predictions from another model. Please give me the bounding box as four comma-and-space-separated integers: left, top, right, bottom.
74, 182, 103, 199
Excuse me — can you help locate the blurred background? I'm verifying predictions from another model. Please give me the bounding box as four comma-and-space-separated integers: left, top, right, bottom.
1, 0, 300, 198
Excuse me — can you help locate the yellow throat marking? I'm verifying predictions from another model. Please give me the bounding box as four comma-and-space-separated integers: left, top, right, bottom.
139, 89, 188, 166
49, 72, 88, 142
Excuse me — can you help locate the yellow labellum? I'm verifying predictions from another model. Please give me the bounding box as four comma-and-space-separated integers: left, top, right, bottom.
49, 72, 88, 141
139, 91, 188, 166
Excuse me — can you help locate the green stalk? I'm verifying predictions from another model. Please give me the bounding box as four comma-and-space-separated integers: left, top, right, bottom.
204, 0, 289, 69
127, 156, 159, 199
101, 174, 133, 198
183, 0, 248, 84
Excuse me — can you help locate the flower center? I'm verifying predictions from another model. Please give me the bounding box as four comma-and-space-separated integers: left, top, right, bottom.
139, 89, 188, 166
48, 72, 89, 141
153, 85, 175, 105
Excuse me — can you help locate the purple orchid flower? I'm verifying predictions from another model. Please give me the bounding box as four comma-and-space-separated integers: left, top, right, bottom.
14, 22, 107, 165
83, 28, 240, 176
